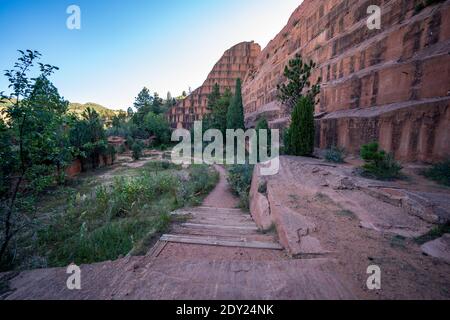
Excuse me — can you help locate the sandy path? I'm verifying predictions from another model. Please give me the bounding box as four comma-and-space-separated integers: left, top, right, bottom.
202, 165, 239, 208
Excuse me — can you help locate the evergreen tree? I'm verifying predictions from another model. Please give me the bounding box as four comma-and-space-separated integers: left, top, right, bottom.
226, 78, 245, 130
152, 92, 163, 114
214, 88, 232, 135
277, 54, 321, 109
207, 83, 220, 112
134, 87, 153, 112
133, 87, 153, 125
289, 97, 314, 156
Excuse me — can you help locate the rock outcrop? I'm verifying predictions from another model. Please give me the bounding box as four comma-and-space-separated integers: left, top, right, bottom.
243, 0, 450, 163
168, 41, 261, 129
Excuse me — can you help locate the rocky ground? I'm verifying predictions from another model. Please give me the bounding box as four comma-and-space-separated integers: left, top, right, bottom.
1, 158, 449, 300
251, 156, 450, 299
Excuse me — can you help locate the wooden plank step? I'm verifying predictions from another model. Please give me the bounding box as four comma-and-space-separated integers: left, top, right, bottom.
189, 218, 256, 228
172, 227, 276, 243
172, 207, 247, 216
182, 223, 259, 231
160, 234, 283, 250
175, 212, 253, 221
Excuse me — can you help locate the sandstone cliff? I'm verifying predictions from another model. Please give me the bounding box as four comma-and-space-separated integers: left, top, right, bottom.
168, 41, 261, 129
243, 0, 450, 163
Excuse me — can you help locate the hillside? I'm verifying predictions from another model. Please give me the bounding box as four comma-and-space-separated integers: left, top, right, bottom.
68, 102, 121, 119
1, 100, 120, 122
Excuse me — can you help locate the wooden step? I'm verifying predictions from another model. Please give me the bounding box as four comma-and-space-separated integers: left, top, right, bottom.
181, 223, 258, 231
172, 228, 276, 243
189, 218, 256, 228
160, 234, 283, 250
172, 207, 247, 216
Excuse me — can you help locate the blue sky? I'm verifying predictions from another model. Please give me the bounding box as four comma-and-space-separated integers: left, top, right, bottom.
0, 0, 301, 110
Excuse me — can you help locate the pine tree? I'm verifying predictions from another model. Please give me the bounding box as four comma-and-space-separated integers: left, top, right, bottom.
152, 92, 163, 114
226, 78, 245, 130
134, 87, 153, 111
289, 97, 315, 156
277, 54, 321, 110
207, 83, 220, 112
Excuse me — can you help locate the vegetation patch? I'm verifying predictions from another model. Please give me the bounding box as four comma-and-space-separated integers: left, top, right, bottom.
415, 0, 445, 14
390, 235, 407, 249
415, 222, 450, 245
277, 54, 321, 157
0, 163, 217, 270
227, 164, 254, 211
360, 142, 402, 180
336, 209, 357, 219
423, 160, 450, 187
325, 146, 346, 163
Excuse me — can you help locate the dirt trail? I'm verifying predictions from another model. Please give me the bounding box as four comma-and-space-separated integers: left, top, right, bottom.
2, 164, 356, 300
202, 165, 239, 208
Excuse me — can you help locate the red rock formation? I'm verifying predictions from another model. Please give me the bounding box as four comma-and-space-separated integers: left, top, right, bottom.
168, 41, 261, 129
243, 0, 450, 163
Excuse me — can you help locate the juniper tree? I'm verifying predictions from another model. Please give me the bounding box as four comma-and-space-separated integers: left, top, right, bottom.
226, 78, 245, 130
289, 96, 315, 156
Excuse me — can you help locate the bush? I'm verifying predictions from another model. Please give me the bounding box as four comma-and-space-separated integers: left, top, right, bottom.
423, 160, 450, 187
360, 142, 402, 180
325, 146, 345, 163
228, 164, 254, 210
132, 142, 143, 160
118, 144, 126, 154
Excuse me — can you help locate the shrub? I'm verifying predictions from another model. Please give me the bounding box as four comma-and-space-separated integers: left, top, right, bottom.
360, 142, 402, 180
132, 142, 143, 160
118, 144, 126, 154
288, 97, 315, 157
423, 160, 450, 187
325, 146, 345, 163
228, 164, 254, 210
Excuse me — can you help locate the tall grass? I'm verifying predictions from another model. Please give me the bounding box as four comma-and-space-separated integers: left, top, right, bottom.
37, 163, 218, 267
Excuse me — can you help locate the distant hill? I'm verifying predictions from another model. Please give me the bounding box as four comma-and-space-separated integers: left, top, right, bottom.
1, 100, 121, 122
68, 102, 121, 119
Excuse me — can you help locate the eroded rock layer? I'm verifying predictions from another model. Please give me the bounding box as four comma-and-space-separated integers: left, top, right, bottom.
243, 0, 450, 163
168, 41, 261, 129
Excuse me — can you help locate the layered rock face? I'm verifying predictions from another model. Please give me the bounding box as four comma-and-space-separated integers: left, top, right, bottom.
243, 0, 450, 163
168, 41, 261, 129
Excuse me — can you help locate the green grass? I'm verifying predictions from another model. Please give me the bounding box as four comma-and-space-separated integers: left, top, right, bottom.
336, 209, 357, 219
33, 163, 219, 268
423, 161, 450, 187
415, 222, 450, 245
